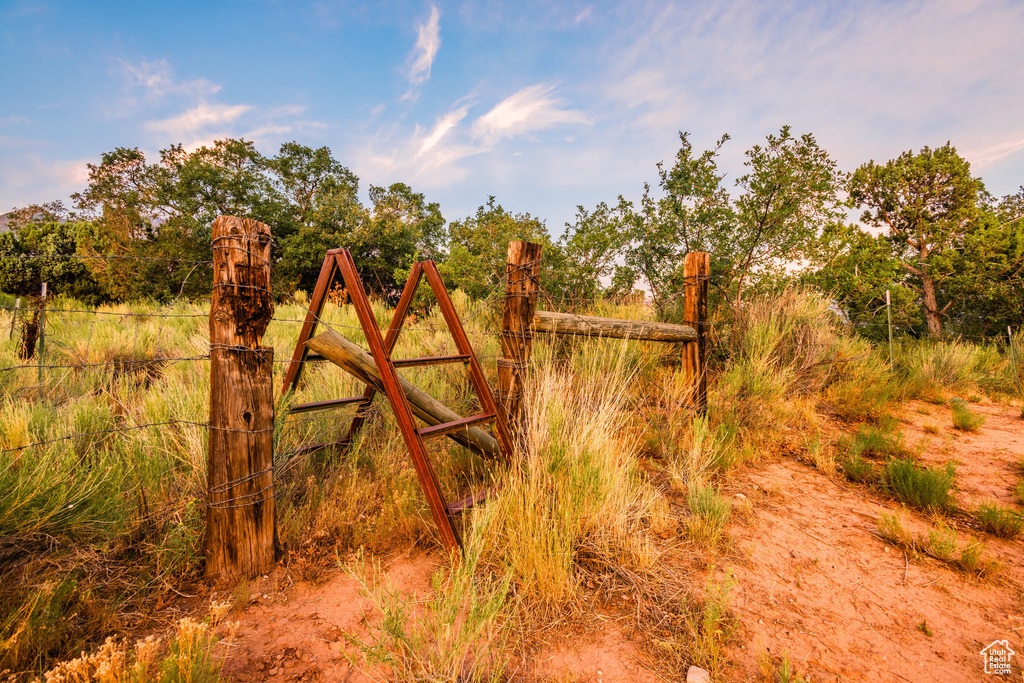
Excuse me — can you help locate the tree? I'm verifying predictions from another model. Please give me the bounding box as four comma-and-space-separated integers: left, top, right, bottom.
552, 199, 634, 306
0, 220, 101, 301
807, 223, 921, 339
439, 197, 554, 300
937, 188, 1024, 337
849, 143, 984, 337
591, 127, 843, 312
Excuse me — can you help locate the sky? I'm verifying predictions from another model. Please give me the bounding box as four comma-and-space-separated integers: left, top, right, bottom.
2, 0, 1023, 234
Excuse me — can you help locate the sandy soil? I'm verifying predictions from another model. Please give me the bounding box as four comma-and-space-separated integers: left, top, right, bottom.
719, 399, 1024, 682
218, 399, 1023, 682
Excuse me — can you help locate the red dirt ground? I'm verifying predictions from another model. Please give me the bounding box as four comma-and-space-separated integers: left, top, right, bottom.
218, 399, 1023, 682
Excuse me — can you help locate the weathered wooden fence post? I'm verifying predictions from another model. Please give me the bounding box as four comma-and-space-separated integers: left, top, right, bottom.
683, 252, 709, 416
205, 216, 276, 583
497, 240, 542, 447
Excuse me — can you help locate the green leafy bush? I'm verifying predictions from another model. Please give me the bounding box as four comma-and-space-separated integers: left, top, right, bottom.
975, 502, 1023, 538
950, 400, 986, 432
885, 459, 955, 511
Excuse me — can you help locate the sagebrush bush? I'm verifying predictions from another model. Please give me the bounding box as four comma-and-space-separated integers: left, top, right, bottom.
950, 400, 986, 432
885, 459, 955, 511
876, 514, 1000, 578
975, 502, 1024, 539
841, 455, 876, 484
686, 483, 732, 548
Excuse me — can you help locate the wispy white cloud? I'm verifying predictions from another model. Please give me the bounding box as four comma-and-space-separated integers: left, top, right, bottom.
144, 101, 252, 144
418, 104, 471, 157
119, 58, 220, 107
574, 6, 592, 24
473, 84, 589, 145
0, 115, 32, 126
402, 5, 441, 100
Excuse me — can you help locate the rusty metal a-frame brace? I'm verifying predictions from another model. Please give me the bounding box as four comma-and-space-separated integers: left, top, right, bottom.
280, 248, 513, 552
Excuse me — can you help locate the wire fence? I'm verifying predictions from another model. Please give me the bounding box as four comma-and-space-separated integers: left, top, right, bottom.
2, 251, 1021, 460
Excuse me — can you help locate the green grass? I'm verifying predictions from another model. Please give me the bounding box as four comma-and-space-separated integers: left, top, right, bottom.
885, 459, 956, 511
950, 400, 986, 432
975, 502, 1024, 539
841, 455, 876, 483
686, 483, 732, 548
876, 513, 1000, 578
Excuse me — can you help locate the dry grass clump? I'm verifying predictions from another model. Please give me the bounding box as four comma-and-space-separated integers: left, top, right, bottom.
894, 339, 1017, 401
712, 288, 894, 433
34, 601, 235, 683
475, 346, 662, 611
347, 527, 513, 683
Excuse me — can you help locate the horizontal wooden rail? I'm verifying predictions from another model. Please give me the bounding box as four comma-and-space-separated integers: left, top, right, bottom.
530, 310, 697, 343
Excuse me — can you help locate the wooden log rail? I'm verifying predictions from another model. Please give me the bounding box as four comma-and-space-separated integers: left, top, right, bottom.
305, 328, 502, 458
529, 310, 697, 342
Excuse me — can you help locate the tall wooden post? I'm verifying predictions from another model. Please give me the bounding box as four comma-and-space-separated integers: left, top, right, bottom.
683, 252, 709, 416
497, 241, 542, 448
205, 216, 276, 583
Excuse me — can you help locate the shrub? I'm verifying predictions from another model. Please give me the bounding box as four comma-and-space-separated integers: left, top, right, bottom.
975, 502, 1024, 539
885, 459, 955, 511
950, 400, 985, 432
686, 483, 732, 548
841, 455, 875, 484
843, 419, 906, 459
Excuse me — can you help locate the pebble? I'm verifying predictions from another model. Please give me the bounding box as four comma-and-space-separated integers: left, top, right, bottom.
686, 665, 712, 683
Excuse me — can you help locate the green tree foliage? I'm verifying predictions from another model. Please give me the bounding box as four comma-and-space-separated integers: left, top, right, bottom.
0, 220, 100, 301
568, 127, 844, 312
939, 188, 1024, 337
808, 224, 920, 339
849, 143, 984, 337
439, 197, 554, 300
552, 199, 634, 305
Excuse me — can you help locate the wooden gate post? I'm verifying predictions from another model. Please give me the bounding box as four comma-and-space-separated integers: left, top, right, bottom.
683, 252, 709, 416
205, 216, 276, 583
497, 241, 542, 447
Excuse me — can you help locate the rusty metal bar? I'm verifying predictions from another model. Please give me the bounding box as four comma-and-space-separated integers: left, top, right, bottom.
335, 253, 463, 553
418, 412, 496, 439
280, 249, 343, 394
287, 396, 365, 415
343, 261, 425, 444
391, 353, 471, 368
421, 261, 515, 461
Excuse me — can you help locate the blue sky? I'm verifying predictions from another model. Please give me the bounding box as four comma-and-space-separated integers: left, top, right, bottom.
2, 0, 1023, 233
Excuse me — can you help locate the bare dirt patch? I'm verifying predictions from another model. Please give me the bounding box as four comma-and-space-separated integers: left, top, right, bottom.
220, 553, 438, 683
718, 404, 1024, 682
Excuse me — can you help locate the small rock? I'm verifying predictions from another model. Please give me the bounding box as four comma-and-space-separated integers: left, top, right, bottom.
269, 667, 279, 676
733, 493, 747, 501
686, 665, 712, 683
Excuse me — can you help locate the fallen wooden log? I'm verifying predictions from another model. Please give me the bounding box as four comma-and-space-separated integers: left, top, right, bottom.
305, 328, 500, 458
530, 310, 697, 342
